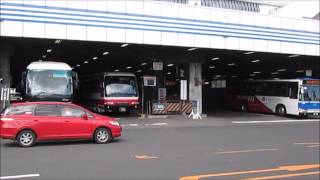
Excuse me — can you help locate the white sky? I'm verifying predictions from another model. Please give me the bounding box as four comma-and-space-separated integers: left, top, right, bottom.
275, 0, 320, 19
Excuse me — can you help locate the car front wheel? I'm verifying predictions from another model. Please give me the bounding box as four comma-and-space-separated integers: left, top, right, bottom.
94, 128, 112, 144
17, 130, 36, 147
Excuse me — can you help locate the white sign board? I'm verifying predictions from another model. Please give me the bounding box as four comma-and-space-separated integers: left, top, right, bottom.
143, 76, 156, 86
180, 80, 187, 100
153, 62, 163, 71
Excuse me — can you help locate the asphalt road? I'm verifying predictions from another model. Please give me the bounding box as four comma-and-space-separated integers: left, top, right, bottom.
1, 112, 319, 180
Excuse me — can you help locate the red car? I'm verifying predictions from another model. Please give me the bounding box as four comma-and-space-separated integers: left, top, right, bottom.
0, 102, 122, 147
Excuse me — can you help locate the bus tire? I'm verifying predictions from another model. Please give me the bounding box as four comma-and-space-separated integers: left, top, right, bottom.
276, 105, 287, 117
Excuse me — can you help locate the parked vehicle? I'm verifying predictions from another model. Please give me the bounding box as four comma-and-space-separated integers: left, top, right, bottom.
226, 78, 320, 117
79, 72, 139, 114
0, 101, 122, 147
21, 61, 78, 102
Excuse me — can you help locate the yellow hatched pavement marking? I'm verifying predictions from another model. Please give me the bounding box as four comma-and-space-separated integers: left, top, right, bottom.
179, 164, 320, 180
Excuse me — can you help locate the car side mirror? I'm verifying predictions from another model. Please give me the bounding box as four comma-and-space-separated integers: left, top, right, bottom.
81, 114, 88, 120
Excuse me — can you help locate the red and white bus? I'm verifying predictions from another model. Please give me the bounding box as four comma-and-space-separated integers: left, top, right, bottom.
80, 72, 139, 114
226, 78, 320, 117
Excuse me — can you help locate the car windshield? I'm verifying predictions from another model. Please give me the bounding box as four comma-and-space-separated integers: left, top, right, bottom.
26, 69, 72, 96
300, 85, 320, 101
105, 76, 137, 97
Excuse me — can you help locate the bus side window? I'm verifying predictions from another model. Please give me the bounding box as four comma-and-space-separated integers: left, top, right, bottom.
289, 83, 298, 99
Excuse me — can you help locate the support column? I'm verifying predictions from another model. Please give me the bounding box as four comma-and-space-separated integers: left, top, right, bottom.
0, 44, 12, 111
189, 62, 202, 114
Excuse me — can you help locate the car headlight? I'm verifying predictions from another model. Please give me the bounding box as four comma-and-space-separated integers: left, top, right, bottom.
109, 121, 120, 126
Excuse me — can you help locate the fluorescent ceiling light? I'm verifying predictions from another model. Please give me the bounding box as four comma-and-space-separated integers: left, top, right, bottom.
136, 70, 142, 73
92, 57, 98, 60
296, 70, 304, 72
271, 72, 279, 75
253, 71, 261, 74
228, 63, 236, 66
114, 69, 119, 72
288, 54, 300, 58
76, 64, 80, 67
54, 40, 62, 44
38, 59, 43, 61
187, 47, 198, 51
211, 57, 220, 61
251, 59, 260, 63
215, 75, 221, 78
244, 51, 254, 55
277, 69, 287, 72
209, 65, 215, 69
204, 82, 210, 85
102, 52, 109, 55
46, 49, 52, 53
121, 44, 129, 47
84, 61, 88, 64
231, 75, 238, 78
42, 55, 46, 58
167, 64, 174, 67
249, 74, 256, 76
167, 72, 172, 75
126, 66, 132, 69
141, 62, 147, 66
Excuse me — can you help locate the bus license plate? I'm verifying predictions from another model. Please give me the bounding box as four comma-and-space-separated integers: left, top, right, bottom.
119, 107, 126, 112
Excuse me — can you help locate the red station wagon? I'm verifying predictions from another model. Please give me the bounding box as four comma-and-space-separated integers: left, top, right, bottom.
0, 102, 122, 147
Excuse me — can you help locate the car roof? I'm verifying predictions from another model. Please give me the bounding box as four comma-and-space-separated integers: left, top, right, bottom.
11, 101, 78, 106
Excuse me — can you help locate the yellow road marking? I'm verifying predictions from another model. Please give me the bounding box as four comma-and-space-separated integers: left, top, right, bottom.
244, 171, 320, 180
214, 148, 279, 154
134, 154, 158, 160
179, 168, 280, 180
179, 164, 320, 180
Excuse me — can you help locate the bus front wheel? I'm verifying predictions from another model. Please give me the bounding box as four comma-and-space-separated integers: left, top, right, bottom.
276, 105, 287, 117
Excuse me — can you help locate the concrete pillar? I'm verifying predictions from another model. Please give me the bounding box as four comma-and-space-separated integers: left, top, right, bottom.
189, 62, 202, 114
0, 44, 12, 111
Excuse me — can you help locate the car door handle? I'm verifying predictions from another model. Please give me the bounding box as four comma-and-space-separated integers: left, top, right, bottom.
64, 120, 70, 123
33, 120, 39, 122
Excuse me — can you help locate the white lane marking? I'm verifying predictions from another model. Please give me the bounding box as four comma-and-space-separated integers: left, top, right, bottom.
150, 123, 168, 126
0, 174, 40, 179
232, 119, 320, 124
122, 122, 168, 127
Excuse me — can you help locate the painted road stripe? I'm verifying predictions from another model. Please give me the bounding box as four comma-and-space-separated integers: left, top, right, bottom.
122, 123, 168, 127
244, 171, 320, 180
134, 154, 158, 160
232, 119, 320, 124
294, 142, 320, 145
179, 164, 320, 180
214, 148, 279, 154
0, 174, 40, 179
150, 123, 168, 126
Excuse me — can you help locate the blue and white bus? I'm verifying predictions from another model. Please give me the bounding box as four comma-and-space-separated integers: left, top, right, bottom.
227, 78, 320, 117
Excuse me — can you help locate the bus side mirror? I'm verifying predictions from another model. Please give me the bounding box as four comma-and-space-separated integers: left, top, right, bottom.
20, 72, 26, 89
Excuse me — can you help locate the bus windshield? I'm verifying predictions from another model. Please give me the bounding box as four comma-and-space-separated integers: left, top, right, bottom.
300, 85, 320, 102
105, 76, 137, 97
26, 69, 72, 96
